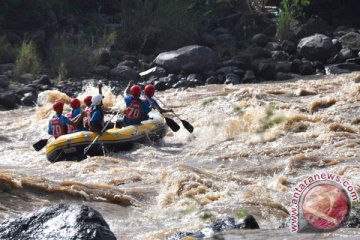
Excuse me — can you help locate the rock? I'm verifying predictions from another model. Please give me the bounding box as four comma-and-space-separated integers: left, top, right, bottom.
0, 63, 15, 74
333, 26, 357, 38
333, 48, 355, 63
110, 65, 140, 82
19, 73, 34, 84
216, 33, 234, 43
325, 63, 360, 74
224, 73, 240, 85
265, 42, 282, 51
298, 61, 316, 75
239, 215, 260, 229
276, 61, 291, 73
297, 34, 336, 62
256, 61, 276, 80
294, 16, 333, 39
34, 75, 51, 85
139, 67, 166, 81
0, 75, 10, 89
118, 60, 137, 68
154, 45, 217, 73
212, 27, 229, 36
93, 65, 110, 75
0, 91, 19, 110
346, 57, 360, 65
339, 32, 360, 51
216, 66, 239, 75
200, 33, 217, 47
205, 76, 220, 85
272, 51, 288, 61
242, 70, 257, 83
251, 33, 270, 47
276, 72, 294, 80
21, 92, 37, 106
96, 48, 111, 65
282, 40, 297, 54
290, 59, 302, 73
16, 86, 36, 95
0, 204, 116, 240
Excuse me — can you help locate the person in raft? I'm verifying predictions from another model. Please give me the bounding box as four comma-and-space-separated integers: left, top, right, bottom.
82, 95, 92, 130
88, 94, 105, 133
48, 102, 84, 139
117, 81, 151, 127
66, 98, 84, 133
143, 84, 173, 114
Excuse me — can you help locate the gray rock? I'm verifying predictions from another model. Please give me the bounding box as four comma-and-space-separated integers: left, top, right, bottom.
251, 33, 270, 47
110, 65, 140, 82
0, 63, 15, 74
282, 40, 297, 54
154, 45, 217, 73
0, 75, 10, 89
298, 61, 316, 75
334, 48, 355, 62
294, 16, 333, 39
257, 61, 276, 80
0, 91, 19, 110
93, 65, 110, 75
272, 51, 289, 61
0, 204, 116, 240
139, 67, 166, 81
224, 73, 240, 85
21, 92, 37, 106
19, 73, 34, 84
339, 32, 360, 51
276, 72, 294, 80
297, 34, 336, 62
34, 75, 51, 85
216, 66, 239, 75
242, 70, 256, 83
200, 33, 217, 46
205, 76, 220, 85
276, 61, 291, 73
265, 42, 282, 51
118, 60, 137, 68
216, 33, 233, 43
325, 63, 360, 74
212, 27, 229, 36
96, 48, 111, 65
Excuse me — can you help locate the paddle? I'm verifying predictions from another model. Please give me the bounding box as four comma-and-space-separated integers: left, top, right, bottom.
33, 136, 52, 151
83, 112, 117, 155
142, 94, 180, 132
154, 96, 194, 133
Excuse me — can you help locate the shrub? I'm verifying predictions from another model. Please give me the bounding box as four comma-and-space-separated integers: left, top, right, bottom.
0, 35, 17, 64
276, 0, 310, 41
51, 35, 95, 77
14, 40, 41, 79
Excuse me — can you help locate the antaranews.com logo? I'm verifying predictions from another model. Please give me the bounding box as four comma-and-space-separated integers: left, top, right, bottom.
290, 172, 358, 232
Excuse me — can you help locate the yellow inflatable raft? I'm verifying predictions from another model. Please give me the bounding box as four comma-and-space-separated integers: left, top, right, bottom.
45, 113, 167, 162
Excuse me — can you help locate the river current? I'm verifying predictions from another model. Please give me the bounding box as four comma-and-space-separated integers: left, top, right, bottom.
0, 72, 359, 239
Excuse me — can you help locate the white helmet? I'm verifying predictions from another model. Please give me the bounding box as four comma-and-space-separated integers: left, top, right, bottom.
92, 94, 103, 106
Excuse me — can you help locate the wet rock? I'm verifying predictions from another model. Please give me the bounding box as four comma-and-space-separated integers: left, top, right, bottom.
200, 33, 217, 47
206, 75, 220, 85
297, 34, 336, 62
110, 65, 140, 82
216, 66, 239, 75
276, 61, 291, 73
339, 32, 360, 51
118, 60, 137, 68
239, 215, 260, 229
346, 57, 360, 65
251, 33, 270, 47
265, 42, 282, 51
16, 86, 37, 95
333, 48, 355, 63
325, 63, 360, 74
224, 73, 240, 85
139, 67, 166, 81
36, 75, 51, 85
93, 65, 110, 75
0, 75, 10, 89
294, 16, 333, 39
282, 40, 297, 54
242, 70, 256, 83
272, 51, 289, 61
290, 59, 302, 73
21, 92, 37, 106
216, 33, 234, 43
96, 48, 111, 65
298, 61, 316, 75
19, 73, 34, 84
0, 91, 19, 110
154, 45, 217, 73
256, 61, 276, 80
0, 204, 116, 240
276, 72, 294, 81
0, 63, 15, 74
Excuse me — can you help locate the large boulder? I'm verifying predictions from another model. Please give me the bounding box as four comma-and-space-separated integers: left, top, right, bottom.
0, 204, 116, 240
153, 45, 217, 73
110, 65, 140, 82
294, 16, 333, 39
0, 75, 10, 89
339, 32, 360, 51
297, 34, 336, 62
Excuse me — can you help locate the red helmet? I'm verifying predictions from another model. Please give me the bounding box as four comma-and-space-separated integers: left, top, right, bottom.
70, 98, 80, 108
144, 84, 155, 97
84, 95, 92, 106
130, 85, 141, 97
53, 102, 64, 112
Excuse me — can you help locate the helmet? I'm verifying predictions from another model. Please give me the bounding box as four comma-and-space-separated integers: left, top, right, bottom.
130, 85, 141, 97
70, 98, 80, 108
53, 102, 64, 112
92, 94, 103, 106
144, 84, 155, 97
84, 95, 92, 106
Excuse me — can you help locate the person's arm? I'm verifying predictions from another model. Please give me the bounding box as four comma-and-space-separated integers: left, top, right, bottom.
89, 110, 102, 133
48, 120, 52, 135
124, 80, 134, 96
150, 98, 173, 114
67, 112, 85, 126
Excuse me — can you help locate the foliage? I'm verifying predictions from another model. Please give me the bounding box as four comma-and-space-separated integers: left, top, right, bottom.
50, 35, 95, 77
97, 30, 117, 49
14, 40, 41, 79
257, 104, 285, 133
276, 0, 311, 40
0, 36, 17, 64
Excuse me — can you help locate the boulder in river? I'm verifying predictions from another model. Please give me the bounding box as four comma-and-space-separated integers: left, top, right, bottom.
154, 45, 217, 73
0, 204, 117, 240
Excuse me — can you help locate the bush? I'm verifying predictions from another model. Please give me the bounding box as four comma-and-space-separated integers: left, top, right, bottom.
0, 36, 17, 64
276, 0, 310, 41
14, 40, 41, 79
51, 35, 95, 77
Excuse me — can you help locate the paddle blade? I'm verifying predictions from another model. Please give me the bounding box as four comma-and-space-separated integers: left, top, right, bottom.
33, 139, 48, 151
181, 120, 194, 133
165, 117, 180, 132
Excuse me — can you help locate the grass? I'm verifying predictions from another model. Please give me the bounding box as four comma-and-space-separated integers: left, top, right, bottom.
14, 40, 41, 80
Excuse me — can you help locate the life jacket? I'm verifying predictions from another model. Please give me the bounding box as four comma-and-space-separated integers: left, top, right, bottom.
89, 106, 104, 131
124, 98, 142, 121
83, 106, 92, 130
66, 112, 76, 133
51, 115, 66, 139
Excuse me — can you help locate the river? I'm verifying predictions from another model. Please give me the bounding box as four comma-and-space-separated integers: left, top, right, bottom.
0, 72, 359, 239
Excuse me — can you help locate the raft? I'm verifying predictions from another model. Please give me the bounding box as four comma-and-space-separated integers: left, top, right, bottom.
45, 113, 167, 162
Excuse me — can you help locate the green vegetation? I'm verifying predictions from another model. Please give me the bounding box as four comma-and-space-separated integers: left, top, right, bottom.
202, 97, 217, 107
235, 208, 247, 219
14, 40, 41, 79
276, 0, 311, 40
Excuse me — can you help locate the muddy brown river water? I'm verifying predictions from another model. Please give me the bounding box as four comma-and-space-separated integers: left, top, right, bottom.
0, 72, 359, 239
